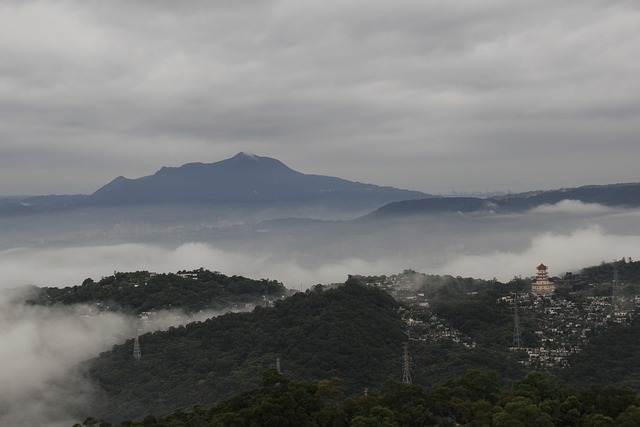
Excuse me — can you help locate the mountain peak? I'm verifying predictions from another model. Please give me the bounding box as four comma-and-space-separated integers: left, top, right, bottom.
227, 152, 268, 165
218, 152, 292, 173
233, 151, 258, 160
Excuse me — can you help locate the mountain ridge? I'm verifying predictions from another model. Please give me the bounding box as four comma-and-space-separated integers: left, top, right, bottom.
364, 181, 640, 219
0, 153, 429, 219
3, 154, 640, 221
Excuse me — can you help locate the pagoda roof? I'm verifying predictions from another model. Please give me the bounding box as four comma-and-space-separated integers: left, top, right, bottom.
537, 263, 548, 270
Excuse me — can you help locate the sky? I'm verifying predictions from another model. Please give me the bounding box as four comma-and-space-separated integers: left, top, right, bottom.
1, 0, 639, 196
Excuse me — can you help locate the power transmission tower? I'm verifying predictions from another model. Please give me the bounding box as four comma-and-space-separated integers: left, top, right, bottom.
402, 342, 412, 384
612, 265, 620, 313
512, 294, 522, 348
133, 334, 142, 360
276, 357, 282, 374
133, 323, 142, 360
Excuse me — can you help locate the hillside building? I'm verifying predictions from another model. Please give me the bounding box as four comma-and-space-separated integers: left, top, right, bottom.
532, 263, 556, 295
555, 272, 589, 292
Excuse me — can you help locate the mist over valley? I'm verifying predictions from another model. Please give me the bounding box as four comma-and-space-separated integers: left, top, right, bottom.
1, 155, 640, 288
4, 0, 640, 423
3, 155, 640, 425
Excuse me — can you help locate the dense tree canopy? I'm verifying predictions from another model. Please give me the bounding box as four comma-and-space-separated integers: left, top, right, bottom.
76, 369, 640, 427
85, 283, 406, 421
27, 269, 286, 314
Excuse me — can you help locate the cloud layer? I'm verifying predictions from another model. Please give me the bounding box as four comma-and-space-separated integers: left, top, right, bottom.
3, 219, 640, 290
0, 290, 133, 426
1, 1, 639, 195
439, 225, 640, 281
0, 242, 395, 290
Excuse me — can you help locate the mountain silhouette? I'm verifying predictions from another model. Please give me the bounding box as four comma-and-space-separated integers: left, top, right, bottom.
364, 182, 640, 218
87, 152, 429, 209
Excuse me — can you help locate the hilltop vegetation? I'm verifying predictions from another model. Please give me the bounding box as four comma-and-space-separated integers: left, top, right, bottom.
580, 257, 640, 288
27, 269, 286, 314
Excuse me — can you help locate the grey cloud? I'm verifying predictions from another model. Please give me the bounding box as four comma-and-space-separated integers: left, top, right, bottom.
0, 1, 639, 194
0, 243, 396, 290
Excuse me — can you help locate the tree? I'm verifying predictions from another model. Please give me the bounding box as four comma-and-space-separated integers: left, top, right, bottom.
616, 405, 640, 426
351, 406, 398, 427
492, 397, 554, 427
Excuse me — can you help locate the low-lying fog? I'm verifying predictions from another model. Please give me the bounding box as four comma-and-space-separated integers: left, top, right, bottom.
2, 199, 640, 425
0, 287, 247, 427
1, 200, 639, 288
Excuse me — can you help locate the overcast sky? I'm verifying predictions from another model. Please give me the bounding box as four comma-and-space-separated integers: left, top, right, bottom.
1, 0, 639, 196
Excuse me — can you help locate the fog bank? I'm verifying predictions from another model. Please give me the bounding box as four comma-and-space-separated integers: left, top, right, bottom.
0, 289, 133, 426
0, 243, 396, 290
438, 225, 640, 281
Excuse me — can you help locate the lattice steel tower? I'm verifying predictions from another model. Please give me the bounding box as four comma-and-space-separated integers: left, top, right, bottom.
512, 294, 522, 347
612, 265, 621, 312
402, 342, 412, 384
133, 326, 142, 360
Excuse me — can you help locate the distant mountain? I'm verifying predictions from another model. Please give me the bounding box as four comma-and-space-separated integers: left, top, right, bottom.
364, 182, 640, 218
0, 153, 428, 219
85, 152, 428, 208
363, 197, 495, 218
494, 182, 640, 210
8, 155, 640, 221
0, 194, 87, 215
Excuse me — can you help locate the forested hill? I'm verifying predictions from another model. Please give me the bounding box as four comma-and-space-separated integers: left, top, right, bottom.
364, 181, 640, 218
580, 258, 640, 286
84, 283, 406, 421
563, 319, 640, 389
26, 269, 286, 314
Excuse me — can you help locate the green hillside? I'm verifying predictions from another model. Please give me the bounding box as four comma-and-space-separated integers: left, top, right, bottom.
82, 280, 532, 422
28, 269, 286, 314
51, 261, 640, 423
85, 283, 406, 421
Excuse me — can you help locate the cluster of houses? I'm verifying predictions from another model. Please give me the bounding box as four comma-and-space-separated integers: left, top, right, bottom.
402, 306, 477, 349
381, 264, 639, 370
505, 291, 640, 369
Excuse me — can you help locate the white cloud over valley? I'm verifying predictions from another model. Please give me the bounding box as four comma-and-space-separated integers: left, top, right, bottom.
439, 225, 640, 281
0, 290, 133, 426
0, 242, 395, 290
529, 200, 617, 215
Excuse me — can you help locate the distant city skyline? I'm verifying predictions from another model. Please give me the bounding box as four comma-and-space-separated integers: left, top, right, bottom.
1, 1, 639, 196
